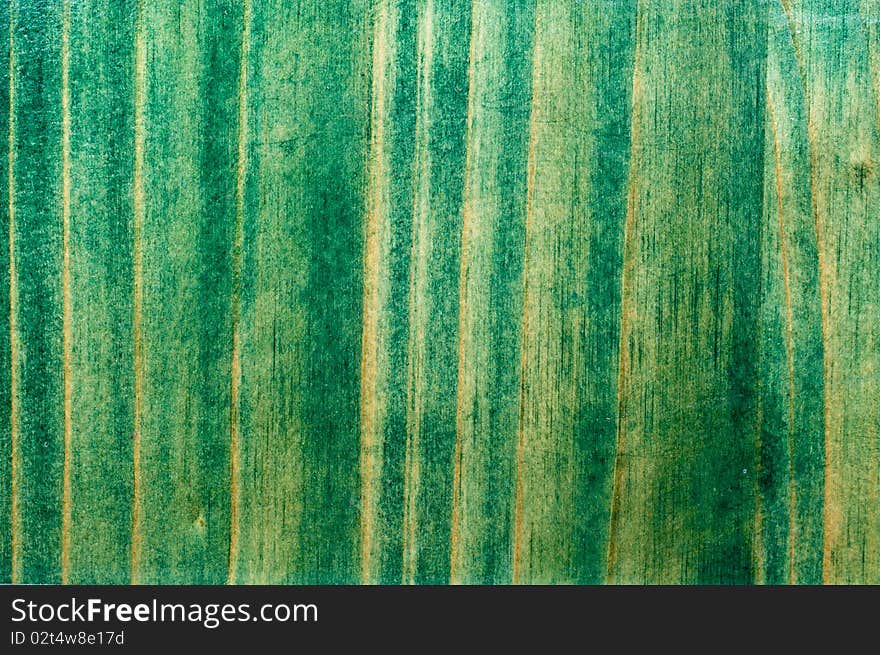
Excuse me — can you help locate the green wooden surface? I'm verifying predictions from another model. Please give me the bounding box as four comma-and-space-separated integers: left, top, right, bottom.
66, 0, 136, 584
2, 0, 879, 584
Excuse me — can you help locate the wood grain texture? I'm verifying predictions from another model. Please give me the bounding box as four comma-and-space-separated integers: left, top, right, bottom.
453, 0, 534, 584
792, 0, 880, 583
606, 0, 767, 584
10, 0, 65, 584
132, 0, 240, 584
2, 0, 879, 584
0, 0, 10, 584
65, 0, 137, 584
231, 0, 371, 583
516, 0, 636, 584
362, 0, 470, 584
757, 0, 826, 584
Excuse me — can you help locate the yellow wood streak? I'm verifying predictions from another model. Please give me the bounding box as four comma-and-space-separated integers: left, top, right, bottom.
227, 0, 251, 586
60, 0, 72, 585
511, 6, 543, 584
448, 0, 480, 586
130, 0, 146, 585
359, 0, 393, 585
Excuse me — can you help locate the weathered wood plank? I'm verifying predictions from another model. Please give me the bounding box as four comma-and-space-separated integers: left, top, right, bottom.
2, 0, 879, 585
514, 0, 636, 584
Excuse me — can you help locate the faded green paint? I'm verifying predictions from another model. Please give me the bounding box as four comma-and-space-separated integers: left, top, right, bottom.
2, 1, 880, 584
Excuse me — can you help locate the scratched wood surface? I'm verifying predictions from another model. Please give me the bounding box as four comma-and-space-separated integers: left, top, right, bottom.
1, 0, 878, 584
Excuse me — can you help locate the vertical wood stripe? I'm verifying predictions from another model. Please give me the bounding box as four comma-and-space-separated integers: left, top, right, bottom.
0, 0, 11, 585
1, 0, 878, 584
606, 0, 767, 583
453, 0, 535, 585
65, 0, 137, 585
10, 0, 65, 584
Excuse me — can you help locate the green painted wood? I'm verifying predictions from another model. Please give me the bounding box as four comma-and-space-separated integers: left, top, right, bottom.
360, 0, 419, 585
9, 0, 65, 584
785, 0, 880, 583
230, 0, 371, 584
756, 1, 826, 584
451, 0, 535, 585
606, 0, 766, 583
515, 0, 636, 584
3, 0, 880, 584
0, 0, 10, 585
132, 0, 240, 583
361, 0, 470, 585
399, 0, 470, 584
65, 0, 137, 584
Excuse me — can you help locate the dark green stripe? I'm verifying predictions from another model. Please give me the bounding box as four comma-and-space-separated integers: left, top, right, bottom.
10, 0, 65, 584
403, 0, 471, 585
608, 0, 766, 584
0, 0, 10, 585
